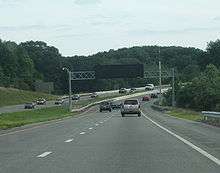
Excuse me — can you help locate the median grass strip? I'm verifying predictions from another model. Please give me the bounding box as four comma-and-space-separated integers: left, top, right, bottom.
168, 108, 203, 121
0, 87, 58, 107
0, 107, 71, 129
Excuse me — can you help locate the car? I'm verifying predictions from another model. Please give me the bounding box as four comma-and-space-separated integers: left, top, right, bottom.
72, 94, 80, 100
129, 88, 136, 93
55, 98, 64, 105
142, 95, 150, 101
99, 101, 112, 112
90, 92, 98, 98
121, 99, 141, 117
145, 84, 154, 91
150, 93, 158, 98
110, 101, 122, 109
36, 98, 46, 105
24, 102, 35, 109
119, 88, 127, 94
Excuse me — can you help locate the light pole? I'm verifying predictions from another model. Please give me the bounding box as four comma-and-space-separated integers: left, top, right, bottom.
172, 68, 175, 107
62, 67, 72, 112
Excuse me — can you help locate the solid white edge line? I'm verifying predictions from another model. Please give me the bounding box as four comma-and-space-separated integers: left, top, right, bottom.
141, 111, 220, 166
65, 139, 73, 143
37, 152, 52, 158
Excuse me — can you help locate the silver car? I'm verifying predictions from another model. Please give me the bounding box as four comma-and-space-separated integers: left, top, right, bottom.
121, 99, 141, 117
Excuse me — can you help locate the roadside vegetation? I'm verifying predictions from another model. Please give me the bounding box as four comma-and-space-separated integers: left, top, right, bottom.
167, 108, 203, 121
0, 87, 58, 107
0, 107, 70, 129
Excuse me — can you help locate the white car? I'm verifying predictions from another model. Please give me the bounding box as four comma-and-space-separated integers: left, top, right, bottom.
121, 99, 141, 117
145, 84, 154, 90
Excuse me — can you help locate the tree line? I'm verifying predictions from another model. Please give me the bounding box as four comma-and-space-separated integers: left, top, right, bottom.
0, 38, 220, 110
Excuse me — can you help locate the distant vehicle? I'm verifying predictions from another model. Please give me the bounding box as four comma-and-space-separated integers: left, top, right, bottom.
150, 93, 158, 98
36, 98, 46, 105
121, 99, 141, 117
24, 102, 35, 109
55, 98, 64, 105
145, 84, 154, 90
110, 101, 122, 109
119, 88, 127, 94
129, 88, 136, 93
100, 101, 112, 112
142, 95, 150, 101
72, 94, 80, 100
91, 92, 98, 98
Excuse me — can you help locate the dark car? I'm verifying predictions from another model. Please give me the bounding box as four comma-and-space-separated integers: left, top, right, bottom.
150, 93, 158, 98
110, 101, 122, 109
72, 94, 80, 100
142, 95, 150, 101
36, 98, 46, 105
119, 88, 127, 94
24, 102, 35, 109
129, 88, 136, 93
90, 92, 98, 98
99, 101, 112, 112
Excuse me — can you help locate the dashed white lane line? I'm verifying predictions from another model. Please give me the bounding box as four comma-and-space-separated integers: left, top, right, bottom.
89, 127, 93, 130
142, 112, 220, 166
80, 132, 86, 135
37, 152, 52, 158
65, 139, 74, 143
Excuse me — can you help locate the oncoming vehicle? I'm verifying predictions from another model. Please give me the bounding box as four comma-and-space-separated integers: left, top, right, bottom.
121, 99, 141, 117
36, 98, 46, 105
24, 102, 35, 109
72, 94, 80, 100
119, 88, 127, 94
129, 88, 136, 93
91, 92, 98, 98
55, 98, 64, 105
145, 84, 154, 91
99, 101, 112, 112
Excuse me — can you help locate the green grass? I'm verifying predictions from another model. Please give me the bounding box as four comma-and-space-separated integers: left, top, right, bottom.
0, 107, 72, 129
168, 108, 203, 121
0, 87, 58, 107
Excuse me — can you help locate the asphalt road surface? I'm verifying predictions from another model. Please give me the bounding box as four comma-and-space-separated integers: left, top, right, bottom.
0, 99, 219, 173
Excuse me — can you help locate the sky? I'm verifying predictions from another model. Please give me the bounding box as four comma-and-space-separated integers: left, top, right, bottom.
0, 0, 220, 56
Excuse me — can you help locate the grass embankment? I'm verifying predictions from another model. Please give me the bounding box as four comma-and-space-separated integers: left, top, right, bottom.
0, 87, 58, 107
0, 107, 71, 129
168, 108, 203, 121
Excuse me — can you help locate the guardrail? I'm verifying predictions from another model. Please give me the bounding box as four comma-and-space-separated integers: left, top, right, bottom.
202, 111, 220, 119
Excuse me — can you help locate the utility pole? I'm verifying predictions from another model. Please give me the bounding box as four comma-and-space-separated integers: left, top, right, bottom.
159, 61, 162, 105
172, 68, 175, 107
62, 67, 72, 112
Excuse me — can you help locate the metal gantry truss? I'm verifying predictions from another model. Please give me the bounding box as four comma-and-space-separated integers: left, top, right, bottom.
70, 70, 173, 80
71, 71, 95, 81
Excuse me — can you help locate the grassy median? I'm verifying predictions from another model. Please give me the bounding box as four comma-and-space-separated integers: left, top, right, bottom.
0, 107, 71, 129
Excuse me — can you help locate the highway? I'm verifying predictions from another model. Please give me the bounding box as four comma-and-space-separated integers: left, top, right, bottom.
0, 98, 219, 173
